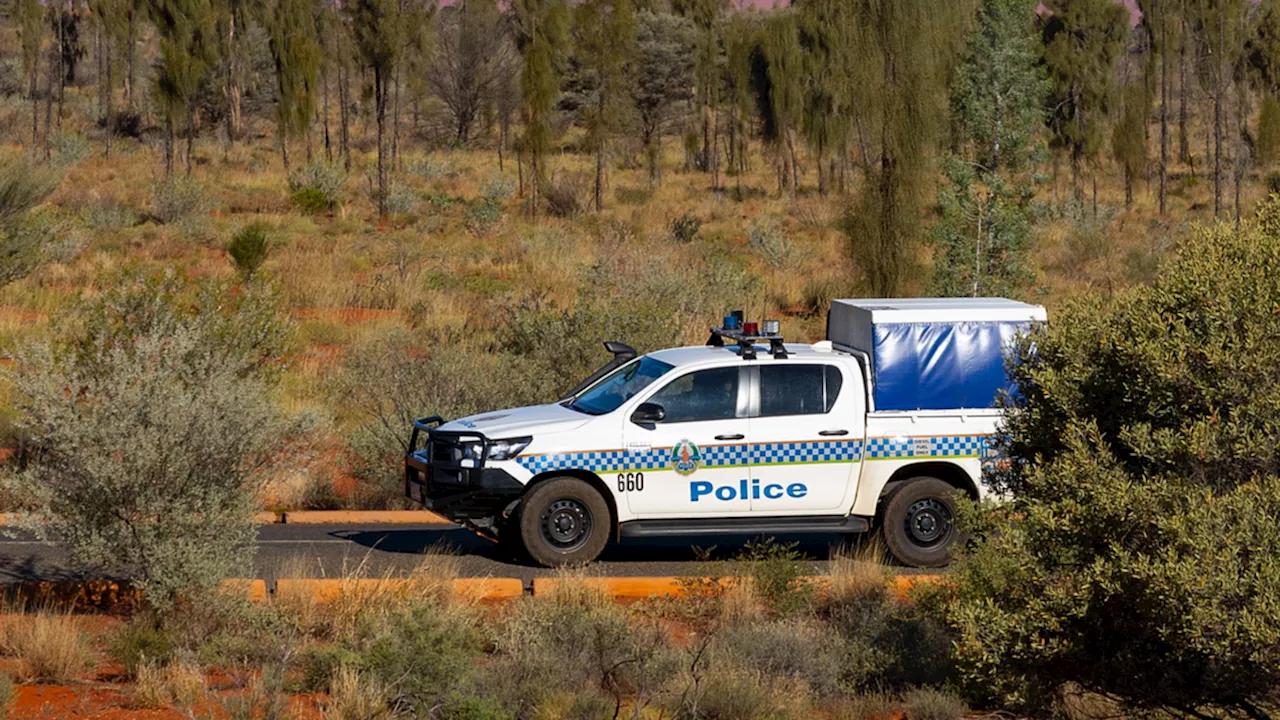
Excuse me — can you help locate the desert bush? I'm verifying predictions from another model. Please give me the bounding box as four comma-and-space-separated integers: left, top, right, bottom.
384, 182, 419, 216
615, 185, 652, 205
332, 327, 505, 508
480, 174, 516, 203
939, 199, 1280, 716
486, 580, 677, 717
219, 665, 291, 720
2, 613, 97, 683
0, 158, 63, 287
670, 669, 812, 720
669, 211, 701, 243
741, 539, 817, 617
85, 198, 141, 229
903, 688, 967, 720
291, 186, 332, 213
52, 132, 92, 165
150, 175, 216, 224
227, 223, 270, 279
406, 156, 456, 181
110, 621, 175, 677
464, 199, 503, 237
711, 618, 848, 696
7, 271, 304, 610
288, 160, 346, 209
543, 173, 587, 217
747, 216, 800, 269
133, 660, 206, 710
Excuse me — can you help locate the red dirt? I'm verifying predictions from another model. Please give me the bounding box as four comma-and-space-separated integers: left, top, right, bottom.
11, 683, 324, 719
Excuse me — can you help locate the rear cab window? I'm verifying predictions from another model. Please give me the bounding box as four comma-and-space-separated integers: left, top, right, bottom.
758, 364, 843, 417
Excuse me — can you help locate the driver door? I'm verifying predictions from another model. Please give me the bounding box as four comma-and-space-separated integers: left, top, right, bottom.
621, 366, 752, 516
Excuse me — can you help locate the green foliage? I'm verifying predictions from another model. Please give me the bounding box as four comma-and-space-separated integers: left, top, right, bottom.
51, 132, 93, 166
1259, 94, 1280, 169
629, 10, 696, 184
940, 199, 1280, 715
287, 160, 346, 209
227, 223, 270, 279
290, 187, 331, 214
109, 622, 175, 678
741, 538, 816, 617
1041, 0, 1129, 196
464, 199, 503, 237
930, 157, 1034, 297
8, 271, 302, 610
1111, 78, 1150, 205
514, 0, 570, 206
150, 175, 216, 224
0, 157, 63, 288
262, 0, 321, 149
951, 0, 1047, 172
669, 211, 701, 242
843, 0, 972, 295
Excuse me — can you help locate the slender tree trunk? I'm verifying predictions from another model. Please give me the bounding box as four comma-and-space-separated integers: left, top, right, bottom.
43, 50, 54, 161
375, 66, 388, 218
1179, 32, 1190, 164
55, 2, 65, 131
30, 55, 39, 149
322, 63, 332, 162
339, 53, 351, 171
165, 116, 174, 176
282, 133, 290, 171
103, 30, 113, 160
125, 10, 136, 109
594, 92, 605, 212
1159, 21, 1168, 215
1214, 84, 1222, 217
1125, 167, 1133, 209
391, 65, 401, 171
517, 145, 524, 196
226, 5, 242, 148
186, 107, 195, 175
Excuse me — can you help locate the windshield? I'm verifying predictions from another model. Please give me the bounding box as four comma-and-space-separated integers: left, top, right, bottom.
569, 356, 675, 415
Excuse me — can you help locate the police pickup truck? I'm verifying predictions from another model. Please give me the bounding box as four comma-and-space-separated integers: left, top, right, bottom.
405, 298, 1045, 567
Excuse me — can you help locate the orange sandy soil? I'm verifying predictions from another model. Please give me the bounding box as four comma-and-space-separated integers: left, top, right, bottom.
10, 683, 323, 720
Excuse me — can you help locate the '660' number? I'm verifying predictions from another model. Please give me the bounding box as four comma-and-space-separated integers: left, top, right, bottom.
617, 472, 644, 492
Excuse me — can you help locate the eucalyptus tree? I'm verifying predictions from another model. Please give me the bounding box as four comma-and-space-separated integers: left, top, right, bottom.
344, 0, 406, 217
512, 0, 568, 216
573, 0, 637, 211
148, 0, 221, 175
262, 0, 322, 169
428, 0, 515, 145
629, 10, 695, 186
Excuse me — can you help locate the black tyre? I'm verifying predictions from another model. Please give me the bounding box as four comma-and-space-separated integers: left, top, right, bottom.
880, 477, 960, 568
516, 476, 611, 567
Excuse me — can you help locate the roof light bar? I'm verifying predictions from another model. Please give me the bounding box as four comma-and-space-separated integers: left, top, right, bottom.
706, 312, 788, 360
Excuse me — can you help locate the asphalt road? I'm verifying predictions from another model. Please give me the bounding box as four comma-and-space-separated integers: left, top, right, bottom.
0, 522, 917, 584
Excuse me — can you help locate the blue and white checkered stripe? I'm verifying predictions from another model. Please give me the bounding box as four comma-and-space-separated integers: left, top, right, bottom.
864, 435, 987, 460
751, 440, 863, 466
516, 444, 752, 475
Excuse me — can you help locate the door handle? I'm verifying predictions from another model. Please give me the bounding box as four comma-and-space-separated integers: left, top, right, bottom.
715, 434, 745, 441
819, 429, 849, 436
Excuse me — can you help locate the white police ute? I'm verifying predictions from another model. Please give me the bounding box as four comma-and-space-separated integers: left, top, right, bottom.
405, 298, 1046, 567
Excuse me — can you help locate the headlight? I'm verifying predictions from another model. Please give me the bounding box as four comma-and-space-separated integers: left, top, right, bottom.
487, 436, 532, 461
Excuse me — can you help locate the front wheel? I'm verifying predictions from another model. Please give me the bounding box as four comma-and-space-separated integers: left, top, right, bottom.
516, 477, 611, 567
880, 477, 960, 568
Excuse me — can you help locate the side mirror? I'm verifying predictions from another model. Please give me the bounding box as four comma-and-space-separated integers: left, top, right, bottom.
630, 402, 665, 425
604, 341, 637, 360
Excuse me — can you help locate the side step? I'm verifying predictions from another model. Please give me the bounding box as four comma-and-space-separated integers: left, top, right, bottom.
618, 514, 871, 538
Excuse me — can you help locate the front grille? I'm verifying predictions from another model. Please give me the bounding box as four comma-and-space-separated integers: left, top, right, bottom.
431, 437, 465, 466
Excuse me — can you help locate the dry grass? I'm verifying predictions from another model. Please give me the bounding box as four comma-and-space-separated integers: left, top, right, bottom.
322, 666, 390, 720
132, 659, 207, 710
826, 539, 891, 602
0, 611, 98, 683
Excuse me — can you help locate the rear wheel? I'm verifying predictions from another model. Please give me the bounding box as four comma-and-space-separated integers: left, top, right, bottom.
880, 477, 960, 568
516, 477, 611, 567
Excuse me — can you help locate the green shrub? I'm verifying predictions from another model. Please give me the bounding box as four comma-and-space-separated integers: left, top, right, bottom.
902, 689, 967, 720
296, 643, 360, 693
52, 132, 92, 165
941, 198, 1280, 716
287, 160, 345, 208
227, 223, 270, 279
407, 156, 456, 181
669, 211, 701, 243
150, 175, 216, 224
712, 618, 847, 696
8, 271, 303, 611
109, 622, 175, 678
85, 198, 141, 229
291, 187, 332, 213
384, 182, 418, 216
0, 158, 64, 287
463, 199, 503, 237
480, 174, 516, 203
741, 539, 816, 617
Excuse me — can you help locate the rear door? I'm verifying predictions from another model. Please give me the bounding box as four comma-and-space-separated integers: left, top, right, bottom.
621, 365, 752, 516
747, 362, 864, 514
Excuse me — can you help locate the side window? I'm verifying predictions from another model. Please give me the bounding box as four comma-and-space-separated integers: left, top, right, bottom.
759, 364, 844, 417
647, 367, 740, 423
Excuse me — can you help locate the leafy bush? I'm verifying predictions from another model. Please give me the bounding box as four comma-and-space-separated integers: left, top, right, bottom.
406, 156, 456, 181
288, 160, 346, 209
150, 175, 216, 224
85, 198, 141, 229
110, 622, 175, 678
543, 173, 587, 217
464, 199, 503, 237
227, 223, 270, 279
291, 187, 332, 214
384, 182, 418, 216
8, 272, 304, 610
669, 211, 701, 243
711, 618, 847, 696
52, 132, 92, 165
480, 174, 516, 203
2, 613, 97, 683
0, 158, 64, 287
940, 200, 1280, 716
741, 539, 817, 617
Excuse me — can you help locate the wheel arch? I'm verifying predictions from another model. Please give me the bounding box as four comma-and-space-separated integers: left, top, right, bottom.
880, 461, 980, 503
525, 469, 620, 536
